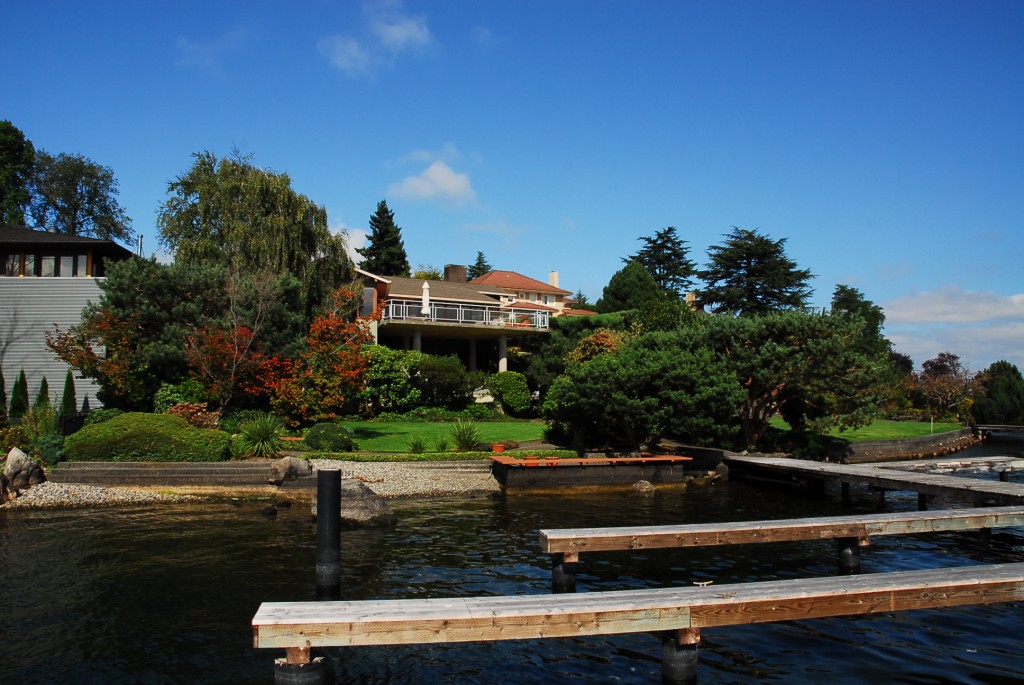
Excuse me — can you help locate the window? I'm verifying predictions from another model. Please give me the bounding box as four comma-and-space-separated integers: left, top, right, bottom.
40, 256, 55, 277
24, 254, 35, 276
77, 254, 88, 276
542, 295, 552, 305
60, 256, 74, 277
3, 254, 19, 276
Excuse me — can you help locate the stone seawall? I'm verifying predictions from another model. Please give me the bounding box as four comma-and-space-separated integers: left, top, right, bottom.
829, 428, 980, 464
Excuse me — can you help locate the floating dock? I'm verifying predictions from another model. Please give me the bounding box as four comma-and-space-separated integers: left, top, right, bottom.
489, 454, 693, 493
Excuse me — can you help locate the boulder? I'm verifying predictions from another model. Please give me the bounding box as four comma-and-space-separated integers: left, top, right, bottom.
0, 472, 12, 504
311, 477, 397, 528
268, 456, 312, 485
4, 447, 46, 489
629, 480, 656, 496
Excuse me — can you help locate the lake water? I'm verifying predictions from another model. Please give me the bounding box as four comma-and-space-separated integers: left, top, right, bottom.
3, 439, 1023, 684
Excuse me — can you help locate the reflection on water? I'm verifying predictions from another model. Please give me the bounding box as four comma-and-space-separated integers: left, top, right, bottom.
2, 439, 1023, 684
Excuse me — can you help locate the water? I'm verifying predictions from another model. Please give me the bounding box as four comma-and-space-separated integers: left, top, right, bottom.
3, 440, 1023, 685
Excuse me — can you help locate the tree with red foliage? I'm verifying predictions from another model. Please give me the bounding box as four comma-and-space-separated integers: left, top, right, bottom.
271, 285, 377, 426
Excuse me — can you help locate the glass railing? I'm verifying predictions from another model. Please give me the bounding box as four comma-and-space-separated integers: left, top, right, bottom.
382, 298, 549, 330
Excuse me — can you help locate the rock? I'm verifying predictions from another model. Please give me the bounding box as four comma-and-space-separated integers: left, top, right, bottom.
311, 477, 397, 528
629, 480, 656, 496
0, 472, 13, 504
268, 456, 312, 485
4, 447, 46, 490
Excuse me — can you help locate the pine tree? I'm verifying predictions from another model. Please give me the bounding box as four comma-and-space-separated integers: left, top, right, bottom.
467, 251, 492, 280
357, 200, 410, 276
698, 227, 814, 315
627, 226, 696, 298
9, 369, 29, 419
61, 369, 78, 416
34, 376, 50, 409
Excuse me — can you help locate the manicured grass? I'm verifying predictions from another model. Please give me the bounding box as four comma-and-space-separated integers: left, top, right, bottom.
339, 420, 546, 453
825, 419, 964, 441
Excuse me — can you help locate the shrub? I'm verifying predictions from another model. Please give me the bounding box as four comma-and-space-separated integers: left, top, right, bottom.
433, 437, 450, 452
407, 436, 427, 454
0, 425, 30, 453
153, 379, 207, 413
33, 433, 65, 467
304, 422, 358, 452
64, 412, 230, 462
448, 419, 481, 452
84, 408, 124, 426
166, 402, 221, 429
488, 371, 532, 416
23, 403, 59, 445
411, 355, 473, 409
220, 409, 274, 435
233, 414, 284, 459
373, 405, 496, 422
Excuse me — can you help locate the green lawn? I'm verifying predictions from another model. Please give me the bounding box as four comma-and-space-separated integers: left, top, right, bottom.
824, 419, 964, 441
339, 420, 546, 453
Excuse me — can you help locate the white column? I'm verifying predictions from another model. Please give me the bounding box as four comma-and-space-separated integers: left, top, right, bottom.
498, 335, 508, 372
413, 330, 422, 352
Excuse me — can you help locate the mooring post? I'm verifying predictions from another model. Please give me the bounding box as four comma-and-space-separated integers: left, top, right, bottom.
660, 628, 700, 684
918, 493, 928, 511
837, 537, 862, 574
316, 468, 342, 600
551, 552, 578, 593
1000, 470, 1010, 482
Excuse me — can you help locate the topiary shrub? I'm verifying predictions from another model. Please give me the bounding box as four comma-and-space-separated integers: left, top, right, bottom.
84, 408, 124, 427
64, 412, 230, 462
488, 371, 532, 416
304, 423, 358, 452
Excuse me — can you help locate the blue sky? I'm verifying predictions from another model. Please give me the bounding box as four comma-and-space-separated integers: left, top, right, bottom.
4, 0, 1022, 372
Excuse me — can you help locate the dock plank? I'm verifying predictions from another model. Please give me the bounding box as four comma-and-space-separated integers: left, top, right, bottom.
539, 506, 1024, 553
253, 563, 1024, 649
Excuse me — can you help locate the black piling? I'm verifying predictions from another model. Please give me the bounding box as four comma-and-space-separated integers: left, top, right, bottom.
274, 656, 334, 685
837, 537, 862, 574
661, 629, 700, 684
551, 553, 577, 593
316, 469, 342, 600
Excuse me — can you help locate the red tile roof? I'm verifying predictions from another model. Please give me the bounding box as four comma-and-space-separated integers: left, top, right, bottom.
470, 270, 571, 295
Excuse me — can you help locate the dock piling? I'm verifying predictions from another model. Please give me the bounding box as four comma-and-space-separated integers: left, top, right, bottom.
551, 552, 578, 593
837, 537, 862, 574
660, 628, 700, 684
316, 469, 342, 600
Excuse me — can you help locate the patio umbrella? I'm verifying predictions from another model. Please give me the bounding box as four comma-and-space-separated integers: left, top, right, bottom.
421, 281, 430, 316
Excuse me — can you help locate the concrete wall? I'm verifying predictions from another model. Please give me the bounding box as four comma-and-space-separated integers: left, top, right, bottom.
0, 278, 105, 410
829, 428, 980, 463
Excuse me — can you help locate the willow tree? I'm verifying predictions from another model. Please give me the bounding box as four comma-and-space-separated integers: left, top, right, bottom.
157, 151, 351, 320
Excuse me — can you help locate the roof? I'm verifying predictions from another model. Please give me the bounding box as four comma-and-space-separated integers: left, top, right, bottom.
0, 224, 135, 258
560, 308, 600, 317
507, 301, 558, 312
381, 276, 504, 305
470, 270, 572, 295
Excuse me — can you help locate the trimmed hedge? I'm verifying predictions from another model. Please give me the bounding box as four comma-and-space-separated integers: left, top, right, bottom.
64, 412, 230, 462
314, 449, 575, 463
304, 423, 358, 452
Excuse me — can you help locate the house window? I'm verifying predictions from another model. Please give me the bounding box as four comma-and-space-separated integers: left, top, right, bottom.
40, 256, 56, 277
24, 254, 35, 276
3, 254, 19, 276
77, 254, 88, 276
542, 295, 552, 305
529, 293, 537, 302
518, 292, 526, 299
60, 255, 74, 277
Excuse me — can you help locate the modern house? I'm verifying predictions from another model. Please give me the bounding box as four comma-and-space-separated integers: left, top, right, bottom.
0, 224, 136, 410
359, 264, 575, 373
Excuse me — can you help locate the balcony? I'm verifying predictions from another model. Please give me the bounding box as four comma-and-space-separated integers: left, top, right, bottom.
382, 298, 550, 331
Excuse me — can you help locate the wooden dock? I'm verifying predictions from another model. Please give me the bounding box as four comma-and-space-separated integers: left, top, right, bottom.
724, 455, 1024, 505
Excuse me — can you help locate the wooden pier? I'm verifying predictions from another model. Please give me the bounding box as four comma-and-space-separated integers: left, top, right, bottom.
724, 455, 1024, 505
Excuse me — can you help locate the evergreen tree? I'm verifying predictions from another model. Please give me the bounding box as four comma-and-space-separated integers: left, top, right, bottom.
596, 261, 666, 313
61, 369, 78, 416
10, 369, 29, 419
0, 120, 36, 225
974, 361, 1024, 425
698, 227, 814, 315
0, 365, 7, 426
627, 226, 696, 298
357, 200, 410, 276
34, 376, 50, 409
830, 284, 890, 357
467, 251, 492, 280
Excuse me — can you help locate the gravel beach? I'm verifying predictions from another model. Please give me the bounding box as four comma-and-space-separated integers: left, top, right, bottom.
1, 459, 501, 510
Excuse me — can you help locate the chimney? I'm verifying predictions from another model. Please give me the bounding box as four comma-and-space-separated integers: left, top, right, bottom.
549, 271, 559, 289
444, 264, 468, 283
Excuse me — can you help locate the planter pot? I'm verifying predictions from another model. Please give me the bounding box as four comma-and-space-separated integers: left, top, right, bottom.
492, 444, 506, 453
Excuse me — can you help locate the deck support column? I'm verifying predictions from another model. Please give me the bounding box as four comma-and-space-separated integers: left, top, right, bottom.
660, 628, 700, 685
316, 469, 342, 600
837, 537, 862, 574
412, 330, 422, 352
551, 552, 578, 593
498, 334, 508, 373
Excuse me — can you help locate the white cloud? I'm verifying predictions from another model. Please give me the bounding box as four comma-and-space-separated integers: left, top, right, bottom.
387, 161, 476, 205
319, 2, 433, 76
330, 221, 367, 265
882, 286, 1024, 371
176, 27, 250, 72
317, 35, 373, 76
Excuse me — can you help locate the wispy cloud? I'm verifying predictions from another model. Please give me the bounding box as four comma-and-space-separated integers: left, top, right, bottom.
319, 1, 434, 77
330, 220, 367, 265
387, 161, 476, 205
176, 27, 250, 72
882, 286, 1024, 371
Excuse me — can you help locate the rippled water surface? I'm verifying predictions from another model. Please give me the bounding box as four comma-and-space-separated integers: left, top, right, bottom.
2, 440, 1023, 684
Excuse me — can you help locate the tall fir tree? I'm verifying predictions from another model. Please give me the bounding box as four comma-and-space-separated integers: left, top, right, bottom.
34, 376, 50, 409
357, 200, 410, 276
61, 369, 78, 416
698, 227, 813, 315
627, 226, 696, 299
467, 251, 492, 280
9, 369, 29, 419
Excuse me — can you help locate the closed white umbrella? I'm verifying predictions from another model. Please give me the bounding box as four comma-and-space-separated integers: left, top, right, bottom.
421, 281, 430, 316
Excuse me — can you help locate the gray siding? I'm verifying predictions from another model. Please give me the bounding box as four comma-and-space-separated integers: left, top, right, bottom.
0, 278, 106, 410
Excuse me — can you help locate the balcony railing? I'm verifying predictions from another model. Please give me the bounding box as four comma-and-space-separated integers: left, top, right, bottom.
382, 298, 549, 330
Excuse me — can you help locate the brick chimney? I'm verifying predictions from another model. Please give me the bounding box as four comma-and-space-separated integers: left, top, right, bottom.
444, 264, 468, 283
549, 271, 560, 289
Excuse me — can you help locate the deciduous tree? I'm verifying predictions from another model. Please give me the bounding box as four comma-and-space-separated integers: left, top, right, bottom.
914, 352, 983, 421
0, 120, 35, 225
357, 199, 410, 276
698, 227, 813, 315
29, 151, 133, 242
596, 261, 666, 313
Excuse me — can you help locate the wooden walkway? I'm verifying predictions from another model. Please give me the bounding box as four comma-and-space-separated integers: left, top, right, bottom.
253, 563, 1024, 650
724, 455, 1024, 505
